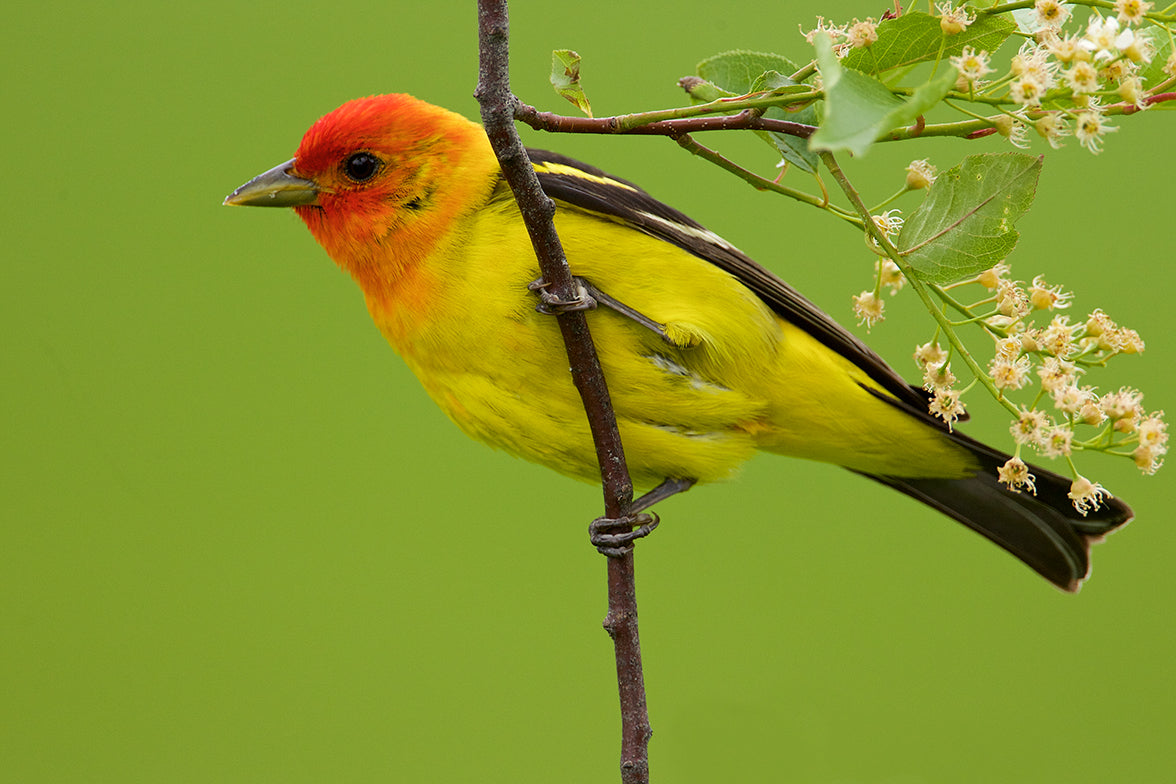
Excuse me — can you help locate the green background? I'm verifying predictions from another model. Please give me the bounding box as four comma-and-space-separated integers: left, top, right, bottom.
4, 2, 1173, 781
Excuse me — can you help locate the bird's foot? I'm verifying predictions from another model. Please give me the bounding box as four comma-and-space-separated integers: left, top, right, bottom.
590, 512, 660, 558
528, 277, 597, 314
528, 276, 673, 343
588, 478, 696, 557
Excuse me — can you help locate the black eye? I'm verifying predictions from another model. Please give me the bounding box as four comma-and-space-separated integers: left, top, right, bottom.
343, 152, 381, 183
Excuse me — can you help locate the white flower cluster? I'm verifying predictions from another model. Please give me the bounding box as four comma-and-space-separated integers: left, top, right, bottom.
913, 261, 1165, 511
945, 1, 1169, 153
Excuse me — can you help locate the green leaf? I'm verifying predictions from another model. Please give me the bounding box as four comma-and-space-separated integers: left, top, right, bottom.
550, 49, 592, 117
696, 50, 801, 94
841, 12, 1016, 74
748, 70, 797, 94
898, 153, 1043, 285
809, 33, 956, 157
693, 51, 818, 173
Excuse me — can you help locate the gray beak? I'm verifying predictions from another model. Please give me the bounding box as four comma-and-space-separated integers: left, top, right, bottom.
224, 159, 319, 207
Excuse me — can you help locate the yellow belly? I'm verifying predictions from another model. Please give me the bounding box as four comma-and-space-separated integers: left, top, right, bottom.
371, 204, 977, 488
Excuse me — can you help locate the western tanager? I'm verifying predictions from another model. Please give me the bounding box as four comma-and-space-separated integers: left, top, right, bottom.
225, 93, 1130, 590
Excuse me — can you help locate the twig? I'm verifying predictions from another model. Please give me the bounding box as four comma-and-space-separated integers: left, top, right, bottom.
474, 2, 652, 782
517, 103, 818, 138
818, 150, 1022, 419
672, 133, 860, 221
523, 87, 822, 131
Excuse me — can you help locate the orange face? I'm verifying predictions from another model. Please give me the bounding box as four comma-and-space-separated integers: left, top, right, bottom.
287, 94, 496, 298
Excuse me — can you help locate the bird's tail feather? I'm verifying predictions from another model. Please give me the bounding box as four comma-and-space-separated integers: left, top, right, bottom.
860, 433, 1132, 592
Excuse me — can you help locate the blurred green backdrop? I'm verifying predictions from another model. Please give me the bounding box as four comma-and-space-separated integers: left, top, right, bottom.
4, 2, 1173, 782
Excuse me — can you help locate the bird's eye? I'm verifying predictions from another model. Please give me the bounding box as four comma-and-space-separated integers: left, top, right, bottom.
343, 152, 382, 183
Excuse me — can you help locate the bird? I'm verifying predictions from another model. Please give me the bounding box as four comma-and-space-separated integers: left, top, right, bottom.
225, 92, 1131, 591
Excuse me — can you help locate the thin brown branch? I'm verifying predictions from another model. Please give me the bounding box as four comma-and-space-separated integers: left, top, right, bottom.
475, 2, 633, 514
603, 553, 649, 783
474, 2, 651, 782
517, 103, 817, 138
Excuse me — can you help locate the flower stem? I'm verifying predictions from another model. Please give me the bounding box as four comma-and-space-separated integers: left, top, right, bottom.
819, 150, 1021, 418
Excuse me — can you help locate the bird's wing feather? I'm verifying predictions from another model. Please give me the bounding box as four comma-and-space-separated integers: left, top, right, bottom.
517, 149, 932, 414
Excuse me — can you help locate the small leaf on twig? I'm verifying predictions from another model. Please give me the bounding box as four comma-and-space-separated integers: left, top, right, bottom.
696, 50, 801, 95
551, 49, 593, 116
693, 50, 818, 173
809, 32, 955, 157
898, 153, 1043, 284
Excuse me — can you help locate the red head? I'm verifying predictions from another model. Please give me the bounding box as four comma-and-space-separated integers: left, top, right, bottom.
227, 94, 498, 298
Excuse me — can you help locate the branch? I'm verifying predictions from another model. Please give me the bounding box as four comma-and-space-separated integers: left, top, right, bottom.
475, 3, 633, 515
474, 2, 652, 782
517, 104, 818, 139
671, 132, 861, 221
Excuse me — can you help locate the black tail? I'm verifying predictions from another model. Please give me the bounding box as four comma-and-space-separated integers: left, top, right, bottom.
862, 434, 1133, 592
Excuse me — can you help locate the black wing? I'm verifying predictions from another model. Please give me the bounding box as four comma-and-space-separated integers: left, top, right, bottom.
523, 149, 932, 414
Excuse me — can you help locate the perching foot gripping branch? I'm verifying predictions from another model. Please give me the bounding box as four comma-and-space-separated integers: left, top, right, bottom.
588, 478, 696, 557
529, 276, 673, 343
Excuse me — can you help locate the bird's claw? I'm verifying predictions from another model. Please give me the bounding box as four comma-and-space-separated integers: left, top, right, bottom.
529, 276, 675, 344
528, 277, 597, 315
589, 512, 660, 557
